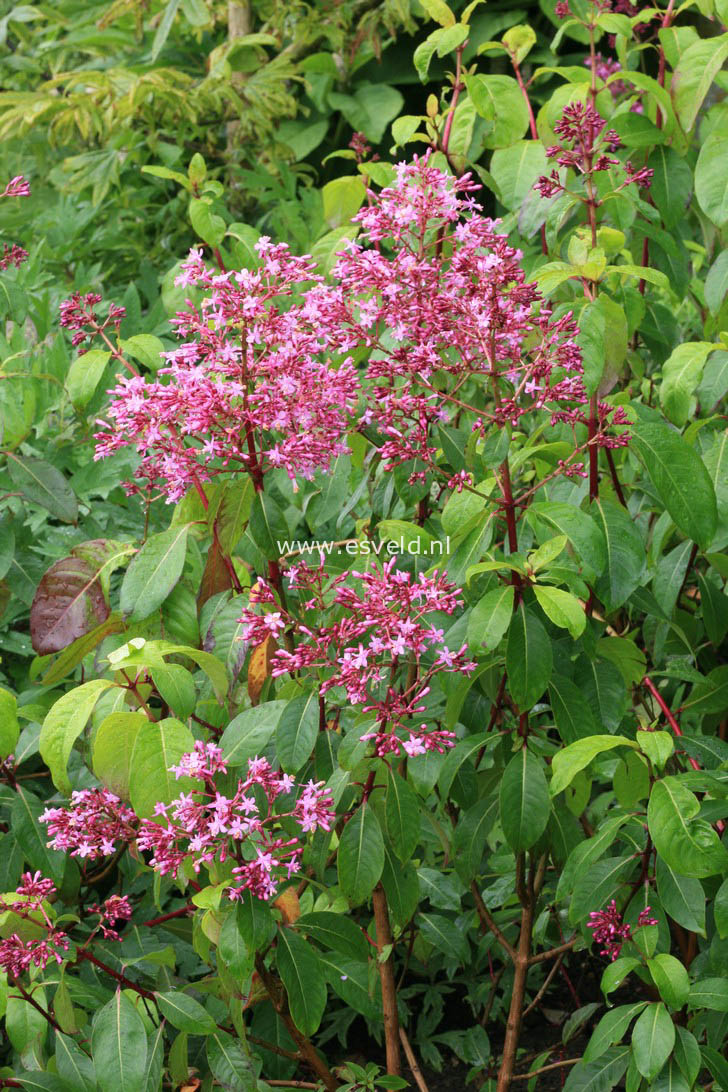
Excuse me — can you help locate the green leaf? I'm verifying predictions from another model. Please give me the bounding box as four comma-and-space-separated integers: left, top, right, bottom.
672, 35, 728, 132
220, 701, 287, 767
534, 585, 586, 639
452, 795, 499, 880
40, 679, 114, 795
419, 0, 456, 26
55, 1031, 96, 1092
338, 801, 384, 905
321, 176, 366, 230
418, 912, 469, 962
156, 991, 216, 1035
276, 928, 327, 1036
563, 1046, 631, 1092
549, 675, 601, 743
601, 956, 641, 998
648, 776, 728, 877
129, 718, 196, 819
655, 857, 706, 936
490, 140, 547, 212
506, 602, 552, 710
695, 131, 728, 227
648, 147, 693, 229
592, 499, 646, 611
715, 877, 728, 939
10, 788, 67, 885
583, 1003, 648, 1064
633, 421, 715, 550
66, 348, 111, 407
206, 1030, 259, 1090
687, 977, 728, 1011
466, 74, 530, 148
468, 585, 513, 650
647, 954, 690, 1009
570, 857, 635, 925
275, 693, 319, 773
659, 342, 715, 427
120, 526, 189, 621
218, 907, 255, 979
385, 769, 420, 863
0, 686, 19, 759
150, 662, 196, 719
122, 334, 165, 371
92, 711, 146, 799
91, 991, 148, 1092
151, 0, 181, 59
7, 454, 78, 524
551, 735, 635, 795
529, 502, 606, 578
297, 911, 370, 963
500, 748, 550, 852
188, 197, 226, 248
631, 1003, 675, 1082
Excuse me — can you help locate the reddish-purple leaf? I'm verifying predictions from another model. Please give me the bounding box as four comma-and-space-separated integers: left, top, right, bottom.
30, 556, 110, 655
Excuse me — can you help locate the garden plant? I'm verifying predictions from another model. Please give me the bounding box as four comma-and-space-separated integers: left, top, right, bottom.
1, 0, 728, 1089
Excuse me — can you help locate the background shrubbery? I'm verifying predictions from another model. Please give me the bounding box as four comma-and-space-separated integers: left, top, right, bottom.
1, 1, 728, 1090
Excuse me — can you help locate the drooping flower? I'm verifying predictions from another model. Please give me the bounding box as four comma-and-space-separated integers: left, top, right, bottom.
0, 874, 70, 977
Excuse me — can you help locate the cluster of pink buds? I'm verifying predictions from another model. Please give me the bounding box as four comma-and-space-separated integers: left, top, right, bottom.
535, 102, 652, 199
136, 749, 334, 901
587, 900, 658, 960
1, 174, 30, 272
59, 291, 126, 350
94, 238, 358, 502
240, 558, 475, 758
0, 873, 70, 978
87, 894, 133, 940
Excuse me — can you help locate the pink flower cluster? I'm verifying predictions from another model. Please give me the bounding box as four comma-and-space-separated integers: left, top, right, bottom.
41, 788, 138, 861
88, 894, 133, 940
38, 745, 334, 903
535, 102, 652, 199
1, 174, 30, 272
240, 558, 475, 757
0, 873, 70, 978
137, 745, 334, 901
93, 238, 359, 502
587, 900, 658, 960
306, 155, 594, 475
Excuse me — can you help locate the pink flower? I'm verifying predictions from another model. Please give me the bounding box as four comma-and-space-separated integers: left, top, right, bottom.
587, 900, 658, 961
88, 894, 133, 940
41, 788, 138, 861
1, 175, 30, 198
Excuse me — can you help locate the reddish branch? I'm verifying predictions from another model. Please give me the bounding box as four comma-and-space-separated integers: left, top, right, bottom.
373, 883, 401, 1076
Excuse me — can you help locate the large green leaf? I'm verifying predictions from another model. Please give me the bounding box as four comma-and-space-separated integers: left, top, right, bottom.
128, 718, 195, 819
0, 686, 19, 759
275, 693, 318, 773
220, 701, 287, 767
275, 928, 327, 1036
592, 499, 646, 611
385, 769, 420, 863
40, 679, 115, 795
630, 422, 717, 548
500, 748, 550, 852
695, 131, 728, 226
7, 454, 78, 524
563, 1046, 631, 1092
156, 991, 216, 1035
91, 992, 148, 1092
631, 1003, 675, 1082
655, 857, 706, 936
551, 735, 635, 795
648, 776, 728, 878
506, 602, 552, 710
528, 502, 606, 578
92, 711, 146, 799
338, 801, 384, 905
119, 526, 189, 620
